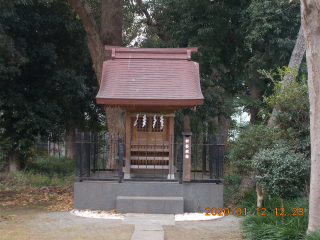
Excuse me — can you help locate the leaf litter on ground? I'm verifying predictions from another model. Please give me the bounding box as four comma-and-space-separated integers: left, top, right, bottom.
0, 186, 74, 212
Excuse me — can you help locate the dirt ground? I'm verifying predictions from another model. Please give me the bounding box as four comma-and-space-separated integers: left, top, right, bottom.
0, 204, 243, 240
0, 204, 134, 240
164, 217, 242, 240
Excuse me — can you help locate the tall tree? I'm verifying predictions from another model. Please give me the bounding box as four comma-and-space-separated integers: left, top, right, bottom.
139, 0, 249, 135
241, 0, 301, 122
0, 0, 104, 169
141, 0, 301, 132
68, 0, 125, 139
301, 0, 320, 232
268, 25, 305, 126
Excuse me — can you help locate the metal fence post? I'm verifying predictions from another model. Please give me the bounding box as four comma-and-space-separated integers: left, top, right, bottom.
79, 132, 84, 181
119, 138, 124, 183
209, 135, 213, 179
216, 136, 220, 180
92, 133, 97, 173
202, 135, 207, 174
86, 132, 91, 177
179, 138, 183, 184
220, 145, 224, 180
75, 131, 80, 180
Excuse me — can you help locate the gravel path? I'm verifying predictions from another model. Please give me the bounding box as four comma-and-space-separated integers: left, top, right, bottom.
0, 207, 243, 240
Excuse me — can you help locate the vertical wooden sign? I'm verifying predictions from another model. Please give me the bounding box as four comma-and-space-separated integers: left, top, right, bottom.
182, 132, 192, 182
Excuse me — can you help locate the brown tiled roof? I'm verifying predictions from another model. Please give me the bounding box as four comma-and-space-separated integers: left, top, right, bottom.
96, 47, 204, 106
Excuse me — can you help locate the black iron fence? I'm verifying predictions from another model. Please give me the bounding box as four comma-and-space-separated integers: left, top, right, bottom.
75, 132, 120, 181
75, 132, 225, 184
183, 134, 225, 183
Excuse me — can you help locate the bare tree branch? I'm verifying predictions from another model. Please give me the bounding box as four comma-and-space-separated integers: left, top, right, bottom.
136, 0, 167, 41
142, 8, 156, 27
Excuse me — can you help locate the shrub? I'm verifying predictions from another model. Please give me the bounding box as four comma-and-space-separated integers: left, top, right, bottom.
226, 124, 280, 174
252, 144, 310, 201
0, 151, 8, 172
262, 77, 310, 156
225, 173, 242, 186
0, 160, 6, 172
28, 156, 75, 176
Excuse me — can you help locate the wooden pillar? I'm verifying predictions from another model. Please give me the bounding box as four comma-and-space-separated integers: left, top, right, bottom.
124, 114, 131, 179
168, 116, 175, 179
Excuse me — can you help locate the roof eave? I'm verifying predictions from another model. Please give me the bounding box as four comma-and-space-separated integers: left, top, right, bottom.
96, 98, 204, 106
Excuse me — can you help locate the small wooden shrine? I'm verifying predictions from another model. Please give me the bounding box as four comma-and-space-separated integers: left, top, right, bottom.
96, 46, 204, 179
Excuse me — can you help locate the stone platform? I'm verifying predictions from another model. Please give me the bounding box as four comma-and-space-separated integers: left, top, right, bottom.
74, 181, 223, 213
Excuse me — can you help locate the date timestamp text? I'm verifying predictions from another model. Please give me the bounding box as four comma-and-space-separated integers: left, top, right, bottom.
205, 208, 304, 216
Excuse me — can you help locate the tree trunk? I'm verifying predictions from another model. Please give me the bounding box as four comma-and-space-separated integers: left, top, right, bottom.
301, 0, 320, 232
9, 149, 20, 172
68, 0, 124, 135
68, 0, 123, 86
238, 173, 256, 193
256, 183, 265, 208
105, 107, 126, 138
249, 68, 262, 122
182, 115, 191, 132
219, 116, 230, 143
66, 127, 77, 160
66, 121, 86, 159
283, 26, 305, 85
101, 0, 123, 46
268, 25, 305, 126
69, 0, 125, 171
100, 0, 125, 154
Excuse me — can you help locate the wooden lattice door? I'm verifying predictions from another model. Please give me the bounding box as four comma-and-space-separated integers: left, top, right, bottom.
133, 116, 167, 142
130, 116, 170, 173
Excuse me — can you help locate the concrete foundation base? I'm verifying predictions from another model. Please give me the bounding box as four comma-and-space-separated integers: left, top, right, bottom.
117, 196, 184, 214
74, 181, 223, 213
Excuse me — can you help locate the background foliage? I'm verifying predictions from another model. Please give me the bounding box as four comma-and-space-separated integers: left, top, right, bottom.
226, 124, 280, 174
0, 0, 105, 162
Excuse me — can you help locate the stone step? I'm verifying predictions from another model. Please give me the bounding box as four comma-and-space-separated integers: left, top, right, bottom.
117, 196, 183, 214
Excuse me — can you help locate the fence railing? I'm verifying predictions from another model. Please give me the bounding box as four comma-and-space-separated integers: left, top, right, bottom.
185, 134, 225, 183
75, 132, 225, 184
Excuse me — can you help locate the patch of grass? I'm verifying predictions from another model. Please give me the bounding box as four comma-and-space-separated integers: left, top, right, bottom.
238, 189, 309, 240
306, 228, 320, 240
0, 171, 73, 190
17, 171, 73, 188
0, 156, 74, 191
